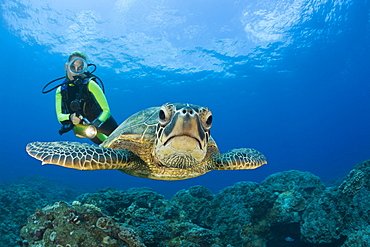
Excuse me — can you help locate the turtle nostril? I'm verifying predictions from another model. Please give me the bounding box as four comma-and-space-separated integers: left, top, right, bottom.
181, 108, 194, 115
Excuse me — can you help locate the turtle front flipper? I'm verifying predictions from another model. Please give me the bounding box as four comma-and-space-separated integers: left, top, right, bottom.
26, 141, 144, 170
210, 148, 267, 170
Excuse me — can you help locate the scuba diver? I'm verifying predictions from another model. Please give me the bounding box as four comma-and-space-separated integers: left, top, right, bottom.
43, 51, 118, 144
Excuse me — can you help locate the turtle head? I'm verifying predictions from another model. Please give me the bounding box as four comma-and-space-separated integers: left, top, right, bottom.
154, 103, 213, 169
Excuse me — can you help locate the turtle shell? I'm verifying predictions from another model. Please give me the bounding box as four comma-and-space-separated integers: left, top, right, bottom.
102, 106, 160, 166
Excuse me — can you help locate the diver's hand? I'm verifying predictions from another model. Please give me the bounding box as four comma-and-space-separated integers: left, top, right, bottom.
69, 113, 81, 125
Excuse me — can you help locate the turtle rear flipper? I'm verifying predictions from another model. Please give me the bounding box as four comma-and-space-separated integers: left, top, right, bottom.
210, 148, 267, 170
26, 141, 143, 170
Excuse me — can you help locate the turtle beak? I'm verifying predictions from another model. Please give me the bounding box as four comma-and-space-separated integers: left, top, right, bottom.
154, 104, 211, 169
161, 107, 207, 150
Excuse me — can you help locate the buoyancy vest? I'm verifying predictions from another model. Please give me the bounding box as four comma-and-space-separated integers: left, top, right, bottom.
60, 78, 102, 122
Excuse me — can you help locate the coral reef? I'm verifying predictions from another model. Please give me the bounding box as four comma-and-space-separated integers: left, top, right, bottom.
77, 187, 172, 246
0, 176, 84, 247
6, 160, 370, 246
77, 186, 221, 246
19, 201, 145, 247
300, 159, 370, 245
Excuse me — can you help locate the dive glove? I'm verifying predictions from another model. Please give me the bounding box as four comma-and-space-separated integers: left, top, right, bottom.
69, 113, 81, 125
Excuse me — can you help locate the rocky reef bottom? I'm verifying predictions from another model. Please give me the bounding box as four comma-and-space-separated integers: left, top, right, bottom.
2, 160, 370, 247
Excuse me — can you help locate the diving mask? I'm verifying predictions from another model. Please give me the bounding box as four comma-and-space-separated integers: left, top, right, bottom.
67, 57, 88, 75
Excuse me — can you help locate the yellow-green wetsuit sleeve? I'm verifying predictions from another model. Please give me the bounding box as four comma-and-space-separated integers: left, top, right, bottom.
55, 86, 70, 123
88, 79, 111, 123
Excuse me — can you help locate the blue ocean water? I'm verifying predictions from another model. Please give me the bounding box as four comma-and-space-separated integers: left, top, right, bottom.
0, 0, 369, 198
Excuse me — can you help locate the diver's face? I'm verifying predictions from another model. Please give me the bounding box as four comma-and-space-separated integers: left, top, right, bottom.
65, 56, 84, 80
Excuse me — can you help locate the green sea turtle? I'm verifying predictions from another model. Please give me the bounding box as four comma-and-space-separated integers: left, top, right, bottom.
26, 103, 267, 180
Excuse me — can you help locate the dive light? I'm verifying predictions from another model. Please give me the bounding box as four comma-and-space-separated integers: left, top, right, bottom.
73, 124, 97, 139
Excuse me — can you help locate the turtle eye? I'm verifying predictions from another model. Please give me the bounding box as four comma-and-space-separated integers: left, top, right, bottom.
199, 107, 213, 130
159, 103, 174, 126
159, 110, 166, 121
206, 115, 213, 126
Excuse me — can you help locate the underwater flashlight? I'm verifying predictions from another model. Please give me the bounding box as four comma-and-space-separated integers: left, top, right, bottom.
67, 57, 88, 75
85, 125, 97, 139
73, 124, 97, 139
